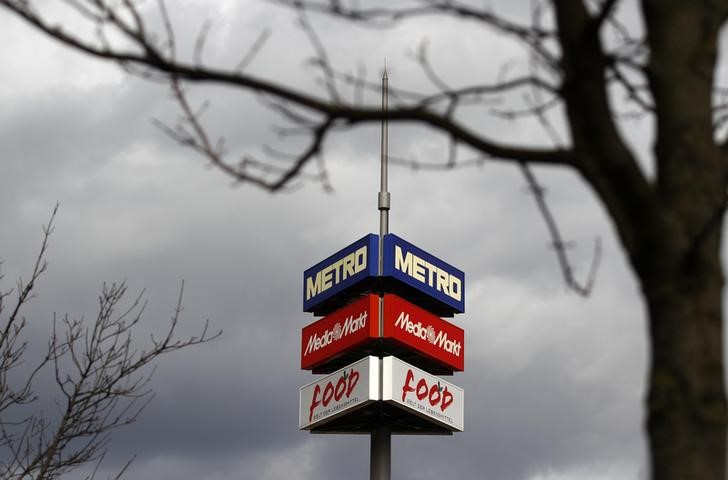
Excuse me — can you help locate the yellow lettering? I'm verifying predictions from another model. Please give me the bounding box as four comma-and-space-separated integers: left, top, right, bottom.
394, 245, 413, 274
331, 258, 344, 284
354, 246, 367, 274
425, 261, 437, 287
322, 265, 333, 291
306, 272, 323, 300
449, 277, 462, 301
343, 254, 355, 279
413, 257, 426, 283
436, 269, 449, 294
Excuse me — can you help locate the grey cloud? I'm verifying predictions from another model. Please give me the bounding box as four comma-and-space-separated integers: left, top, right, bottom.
0, 2, 653, 480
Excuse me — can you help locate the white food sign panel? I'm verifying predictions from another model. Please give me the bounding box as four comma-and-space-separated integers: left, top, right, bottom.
299, 356, 380, 430
382, 356, 464, 432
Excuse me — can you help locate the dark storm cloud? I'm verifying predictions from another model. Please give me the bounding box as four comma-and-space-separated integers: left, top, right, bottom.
0, 2, 652, 480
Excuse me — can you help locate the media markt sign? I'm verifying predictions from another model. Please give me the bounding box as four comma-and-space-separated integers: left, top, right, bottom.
301, 295, 379, 371
382, 356, 464, 432
383, 294, 464, 372
299, 356, 380, 430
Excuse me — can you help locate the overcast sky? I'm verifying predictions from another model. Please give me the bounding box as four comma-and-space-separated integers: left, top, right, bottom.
0, 1, 672, 479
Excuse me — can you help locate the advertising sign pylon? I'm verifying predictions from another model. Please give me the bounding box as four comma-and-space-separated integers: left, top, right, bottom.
297, 68, 466, 480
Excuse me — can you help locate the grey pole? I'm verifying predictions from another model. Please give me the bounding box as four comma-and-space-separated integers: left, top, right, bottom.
370, 423, 391, 480
372, 65, 391, 480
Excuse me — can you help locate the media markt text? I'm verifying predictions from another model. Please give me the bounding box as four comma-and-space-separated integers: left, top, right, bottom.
393, 312, 462, 357
303, 311, 369, 357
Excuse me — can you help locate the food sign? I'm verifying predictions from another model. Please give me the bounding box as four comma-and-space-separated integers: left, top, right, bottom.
382, 356, 464, 432
299, 356, 380, 430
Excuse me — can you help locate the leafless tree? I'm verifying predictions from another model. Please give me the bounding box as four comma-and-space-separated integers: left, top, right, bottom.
0, 206, 219, 479
0, 0, 726, 478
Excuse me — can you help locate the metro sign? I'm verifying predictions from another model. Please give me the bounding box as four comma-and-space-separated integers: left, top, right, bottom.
302, 233, 465, 315
383, 294, 464, 372
382, 356, 464, 432
301, 295, 378, 371
303, 234, 378, 314
382, 234, 465, 314
299, 356, 380, 430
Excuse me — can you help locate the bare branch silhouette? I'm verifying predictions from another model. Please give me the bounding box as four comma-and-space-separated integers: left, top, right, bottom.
0, 208, 220, 479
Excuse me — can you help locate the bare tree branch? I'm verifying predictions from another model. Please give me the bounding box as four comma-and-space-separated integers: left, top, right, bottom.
520, 162, 601, 296
270, 0, 561, 68
234, 28, 271, 72
591, 0, 620, 32
5, 1, 728, 478
0, 208, 221, 479
0, 0, 575, 193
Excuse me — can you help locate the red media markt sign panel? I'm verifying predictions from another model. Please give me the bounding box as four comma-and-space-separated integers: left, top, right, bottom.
301, 294, 379, 370
383, 294, 464, 372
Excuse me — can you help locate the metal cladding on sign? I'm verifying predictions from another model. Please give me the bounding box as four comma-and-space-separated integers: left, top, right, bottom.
382, 356, 464, 432
382, 234, 465, 314
299, 356, 380, 430
303, 234, 378, 314
301, 295, 379, 371
383, 294, 464, 372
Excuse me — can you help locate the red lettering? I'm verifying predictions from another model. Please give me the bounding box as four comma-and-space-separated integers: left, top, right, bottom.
400, 369, 456, 413
309, 368, 363, 424
309, 384, 322, 421
416, 378, 428, 401
428, 384, 441, 407
335, 375, 346, 402
346, 369, 360, 397
322, 382, 334, 406
441, 386, 453, 411
401, 369, 415, 401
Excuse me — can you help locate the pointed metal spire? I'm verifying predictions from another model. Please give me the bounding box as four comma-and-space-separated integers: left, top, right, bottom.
378, 62, 390, 238
377, 62, 391, 275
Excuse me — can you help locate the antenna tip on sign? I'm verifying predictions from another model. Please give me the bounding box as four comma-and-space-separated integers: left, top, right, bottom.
383, 58, 388, 79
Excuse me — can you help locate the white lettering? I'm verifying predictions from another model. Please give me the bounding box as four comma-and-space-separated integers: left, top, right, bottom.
434, 330, 462, 357
394, 310, 462, 358
304, 311, 368, 357
342, 312, 368, 336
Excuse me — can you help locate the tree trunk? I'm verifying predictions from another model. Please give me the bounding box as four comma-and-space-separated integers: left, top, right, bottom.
644, 257, 726, 478
641, 227, 726, 479
632, 3, 728, 476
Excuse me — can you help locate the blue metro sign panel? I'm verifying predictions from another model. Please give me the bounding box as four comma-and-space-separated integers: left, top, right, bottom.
303, 234, 378, 313
382, 234, 465, 314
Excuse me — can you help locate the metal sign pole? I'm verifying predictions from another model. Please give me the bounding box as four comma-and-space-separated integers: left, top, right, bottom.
370, 423, 391, 479
372, 65, 391, 480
